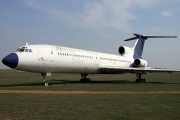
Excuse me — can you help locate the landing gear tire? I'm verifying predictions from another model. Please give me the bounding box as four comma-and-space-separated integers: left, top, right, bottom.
136, 79, 146, 83
80, 74, 91, 83
44, 82, 49, 86
42, 81, 49, 86
80, 78, 91, 82
136, 74, 146, 83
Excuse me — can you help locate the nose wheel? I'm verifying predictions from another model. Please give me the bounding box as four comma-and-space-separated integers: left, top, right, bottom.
42, 81, 49, 86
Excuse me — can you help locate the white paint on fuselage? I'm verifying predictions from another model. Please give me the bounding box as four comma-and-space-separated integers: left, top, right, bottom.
15, 45, 133, 74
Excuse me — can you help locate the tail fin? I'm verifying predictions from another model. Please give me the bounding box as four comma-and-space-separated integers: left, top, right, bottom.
132, 34, 146, 59
124, 33, 177, 59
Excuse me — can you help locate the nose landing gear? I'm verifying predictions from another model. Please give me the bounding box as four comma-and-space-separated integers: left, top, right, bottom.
41, 73, 51, 86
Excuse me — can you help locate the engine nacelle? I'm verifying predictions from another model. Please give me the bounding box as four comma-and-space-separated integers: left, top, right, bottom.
118, 46, 133, 56
134, 59, 149, 67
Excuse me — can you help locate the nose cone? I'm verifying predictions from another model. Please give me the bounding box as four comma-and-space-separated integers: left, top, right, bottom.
2, 53, 19, 68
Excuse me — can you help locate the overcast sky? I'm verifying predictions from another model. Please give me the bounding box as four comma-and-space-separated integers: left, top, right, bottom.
0, 0, 180, 69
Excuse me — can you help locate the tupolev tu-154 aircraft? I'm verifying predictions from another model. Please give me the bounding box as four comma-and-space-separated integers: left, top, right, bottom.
2, 34, 180, 86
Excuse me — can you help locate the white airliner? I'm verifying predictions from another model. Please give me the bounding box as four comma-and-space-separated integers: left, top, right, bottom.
2, 34, 180, 86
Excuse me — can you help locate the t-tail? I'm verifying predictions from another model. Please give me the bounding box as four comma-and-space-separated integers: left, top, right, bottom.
124, 33, 178, 59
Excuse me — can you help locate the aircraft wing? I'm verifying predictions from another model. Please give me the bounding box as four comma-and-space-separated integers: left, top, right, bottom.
98, 66, 180, 74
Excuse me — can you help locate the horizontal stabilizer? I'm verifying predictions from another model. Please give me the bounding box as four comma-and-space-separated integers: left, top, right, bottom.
124, 33, 177, 41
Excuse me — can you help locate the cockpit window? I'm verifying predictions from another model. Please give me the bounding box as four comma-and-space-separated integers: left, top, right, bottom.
19, 48, 25, 52
16, 47, 32, 53
16, 48, 20, 52
29, 49, 32, 52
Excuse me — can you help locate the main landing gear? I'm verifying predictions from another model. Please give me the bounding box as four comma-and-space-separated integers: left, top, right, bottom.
80, 74, 91, 82
41, 73, 49, 86
136, 73, 146, 83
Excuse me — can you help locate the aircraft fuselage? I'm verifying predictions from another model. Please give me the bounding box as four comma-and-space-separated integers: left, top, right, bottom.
5, 45, 132, 74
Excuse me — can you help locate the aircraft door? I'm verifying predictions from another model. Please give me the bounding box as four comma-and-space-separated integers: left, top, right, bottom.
94, 53, 99, 65
47, 47, 55, 62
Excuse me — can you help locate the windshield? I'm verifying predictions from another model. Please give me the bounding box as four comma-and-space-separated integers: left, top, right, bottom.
16, 47, 32, 52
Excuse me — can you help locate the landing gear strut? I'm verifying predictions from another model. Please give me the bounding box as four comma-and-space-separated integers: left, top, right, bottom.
80, 74, 91, 82
42, 73, 49, 86
136, 73, 146, 83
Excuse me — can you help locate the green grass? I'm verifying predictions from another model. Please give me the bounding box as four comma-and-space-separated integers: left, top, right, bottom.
0, 69, 180, 91
0, 69, 180, 119
0, 94, 180, 120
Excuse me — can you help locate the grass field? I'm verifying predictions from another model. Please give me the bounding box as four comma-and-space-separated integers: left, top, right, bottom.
0, 69, 180, 119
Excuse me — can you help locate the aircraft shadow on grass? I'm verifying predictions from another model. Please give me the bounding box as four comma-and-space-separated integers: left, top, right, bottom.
0, 80, 133, 87
0, 83, 42, 87
0, 79, 179, 87
50, 79, 132, 84
50, 79, 180, 85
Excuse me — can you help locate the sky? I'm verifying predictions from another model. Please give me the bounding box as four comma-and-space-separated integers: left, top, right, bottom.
0, 0, 180, 69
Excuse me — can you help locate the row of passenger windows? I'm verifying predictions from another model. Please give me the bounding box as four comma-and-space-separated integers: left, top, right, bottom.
57, 52, 130, 63
16, 47, 32, 52
99, 57, 129, 62
57, 52, 94, 59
